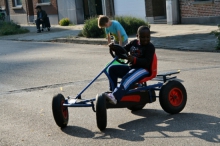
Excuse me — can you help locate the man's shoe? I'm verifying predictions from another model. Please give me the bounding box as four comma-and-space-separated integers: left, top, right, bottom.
37, 30, 41, 33
103, 93, 117, 104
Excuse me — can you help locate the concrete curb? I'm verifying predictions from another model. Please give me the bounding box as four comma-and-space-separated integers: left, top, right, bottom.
50, 37, 220, 53
52, 38, 107, 45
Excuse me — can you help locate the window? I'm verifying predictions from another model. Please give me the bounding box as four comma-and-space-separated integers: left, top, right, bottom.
37, 0, 51, 6
193, 0, 213, 4
14, 0, 22, 6
41, 0, 50, 3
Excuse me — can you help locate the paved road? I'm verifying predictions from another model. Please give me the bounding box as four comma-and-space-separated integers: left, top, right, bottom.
0, 40, 219, 146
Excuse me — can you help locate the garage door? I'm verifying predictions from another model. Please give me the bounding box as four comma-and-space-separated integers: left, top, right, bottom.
114, 0, 146, 21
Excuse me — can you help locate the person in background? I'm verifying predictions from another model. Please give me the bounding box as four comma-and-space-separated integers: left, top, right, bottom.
35, 6, 47, 33
98, 15, 128, 46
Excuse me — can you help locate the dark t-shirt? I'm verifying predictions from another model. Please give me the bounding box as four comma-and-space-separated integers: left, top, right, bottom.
124, 39, 155, 71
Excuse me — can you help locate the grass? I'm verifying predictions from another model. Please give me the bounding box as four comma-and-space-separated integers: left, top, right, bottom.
0, 21, 29, 36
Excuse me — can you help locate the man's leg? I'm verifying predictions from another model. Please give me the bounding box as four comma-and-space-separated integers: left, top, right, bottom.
35, 19, 41, 32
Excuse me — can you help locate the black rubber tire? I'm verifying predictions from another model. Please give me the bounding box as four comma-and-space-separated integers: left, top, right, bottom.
52, 94, 69, 128
159, 80, 187, 114
128, 90, 156, 111
96, 94, 107, 131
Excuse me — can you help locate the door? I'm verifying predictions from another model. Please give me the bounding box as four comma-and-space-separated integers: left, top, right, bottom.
57, 0, 84, 24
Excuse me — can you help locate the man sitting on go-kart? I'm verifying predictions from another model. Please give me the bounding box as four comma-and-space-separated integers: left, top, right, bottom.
105, 26, 155, 104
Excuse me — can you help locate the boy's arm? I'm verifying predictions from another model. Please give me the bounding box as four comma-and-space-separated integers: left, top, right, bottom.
133, 45, 155, 68
123, 40, 135, 52
107, 33, 111, 45
117, 30, 122, 46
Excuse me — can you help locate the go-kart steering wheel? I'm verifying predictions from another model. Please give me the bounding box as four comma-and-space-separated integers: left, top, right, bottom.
109, 44, 129, 64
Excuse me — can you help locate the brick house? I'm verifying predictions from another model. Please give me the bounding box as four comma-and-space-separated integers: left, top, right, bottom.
103, 0, 167, 24
104, 0, 220, 24
180, 0, 220, 24
0, 0, 219, 25
0, 0, 102, 24
2, 0, 59, 24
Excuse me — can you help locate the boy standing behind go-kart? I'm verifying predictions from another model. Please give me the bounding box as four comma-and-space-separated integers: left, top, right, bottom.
98, 15, 128, 46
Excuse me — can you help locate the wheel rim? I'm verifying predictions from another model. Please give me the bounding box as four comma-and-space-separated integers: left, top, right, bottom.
61, 100, 68, 119
168, 88, 183, 106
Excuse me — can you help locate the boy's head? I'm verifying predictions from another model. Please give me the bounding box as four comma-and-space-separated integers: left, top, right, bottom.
98, 15, 111, 28
137, 26, 150, 46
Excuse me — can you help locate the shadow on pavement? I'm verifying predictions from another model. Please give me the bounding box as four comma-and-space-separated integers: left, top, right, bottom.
150, 32, 216, 51
62, 109, 220, 143
61, 126, 95, 138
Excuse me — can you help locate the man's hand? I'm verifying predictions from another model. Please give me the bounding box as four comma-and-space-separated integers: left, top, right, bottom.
127, 55, 134, 63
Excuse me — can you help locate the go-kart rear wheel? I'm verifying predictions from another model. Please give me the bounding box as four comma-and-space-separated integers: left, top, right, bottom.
159, 80, 187, 114
96, 94, 107, 131
52, 94, 69, 128
127, 90, 156, 111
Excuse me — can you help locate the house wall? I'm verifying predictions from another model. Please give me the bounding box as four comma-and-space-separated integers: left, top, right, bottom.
180, 0, 220, 24
8, 0, 28, 24
7, 0, 58, 24
113, 0, 146, 21
104, 0, 114, 17
32, 0, 58, 24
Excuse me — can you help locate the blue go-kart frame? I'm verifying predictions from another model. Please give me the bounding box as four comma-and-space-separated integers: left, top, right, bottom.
52, 45, 187, 131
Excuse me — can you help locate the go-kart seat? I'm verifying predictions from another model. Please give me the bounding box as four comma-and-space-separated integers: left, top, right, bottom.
138, 53, 157, 83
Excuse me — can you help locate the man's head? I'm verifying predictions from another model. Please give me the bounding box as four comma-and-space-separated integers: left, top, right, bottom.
137, 26, 150, 46
35, 6, 42, 12
98, 15, 111, 28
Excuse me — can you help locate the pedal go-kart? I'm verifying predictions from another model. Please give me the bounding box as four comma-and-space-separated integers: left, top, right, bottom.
52, 45, 187, 131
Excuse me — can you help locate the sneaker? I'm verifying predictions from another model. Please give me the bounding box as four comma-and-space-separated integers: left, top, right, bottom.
103, 93, 117, 104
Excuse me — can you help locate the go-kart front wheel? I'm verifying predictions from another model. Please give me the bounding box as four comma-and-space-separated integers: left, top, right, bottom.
52, 94, 69, 128
159, 80, 187, 114
96, 94, 107, 131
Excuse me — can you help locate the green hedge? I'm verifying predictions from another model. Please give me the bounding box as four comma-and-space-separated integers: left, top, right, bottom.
211, 24, 220, 50
59, 18, 71, 26
81, 16, 150, 38
0, 21, 29, 36
115, 16, 150, 35
82, 17, 105, 38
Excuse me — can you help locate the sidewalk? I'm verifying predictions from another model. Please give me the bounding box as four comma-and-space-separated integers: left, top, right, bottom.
0, 23, 219, 52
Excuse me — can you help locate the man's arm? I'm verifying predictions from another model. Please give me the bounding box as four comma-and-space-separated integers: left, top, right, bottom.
42, 10, 47, 20
134, 45, 155, 68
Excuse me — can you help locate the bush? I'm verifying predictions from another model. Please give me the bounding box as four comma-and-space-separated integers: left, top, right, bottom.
211, 24, 220, 50
59, 18, 70, 26
115, 16, 150, 35
0, 21, 29, 36
81, 16, 150, 38
82, 17, 105, 38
